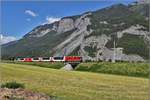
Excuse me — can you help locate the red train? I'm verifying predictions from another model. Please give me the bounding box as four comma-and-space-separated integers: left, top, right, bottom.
17, 56, 82, 63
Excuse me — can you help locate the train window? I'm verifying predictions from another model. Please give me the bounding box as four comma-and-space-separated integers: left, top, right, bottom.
33, 57, 39, 60
42, 57, 50, 60
19, 58, 24, 60
53, 57, 64, 60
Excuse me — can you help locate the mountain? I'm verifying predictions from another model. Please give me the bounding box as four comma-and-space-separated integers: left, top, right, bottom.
2, 3, 149, 62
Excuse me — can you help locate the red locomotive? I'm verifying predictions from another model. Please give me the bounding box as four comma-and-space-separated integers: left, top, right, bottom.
17, 56, 82, 63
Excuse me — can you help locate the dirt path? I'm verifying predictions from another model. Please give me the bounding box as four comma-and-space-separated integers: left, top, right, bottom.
0, 88, 52, 100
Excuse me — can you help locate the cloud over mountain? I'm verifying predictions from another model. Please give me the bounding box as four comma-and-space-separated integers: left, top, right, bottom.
0, 34, 17, 45
42, 16, 61, 24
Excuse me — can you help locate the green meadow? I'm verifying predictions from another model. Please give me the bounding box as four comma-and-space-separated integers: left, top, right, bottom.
1, 63, 149, 100
3, 61, 149, 77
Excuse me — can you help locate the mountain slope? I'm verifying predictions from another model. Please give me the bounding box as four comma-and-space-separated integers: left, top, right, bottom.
2, 3, 149, 61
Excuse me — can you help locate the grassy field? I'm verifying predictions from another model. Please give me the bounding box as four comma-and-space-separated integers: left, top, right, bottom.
2, 61, 149, 78
1, 63, 149, 100
76, 62, 149, 78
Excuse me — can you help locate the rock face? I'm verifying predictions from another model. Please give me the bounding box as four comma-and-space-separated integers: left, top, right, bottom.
57, 18, 75, 33
1, 3, 149, 62
24, 22, 59, 38
61, 63, 74, 71
80, 35, 111, 61
53, 13, 91, 56
117, 25, 150, 39
122, 54, 145, 62
27, 29, 51, 37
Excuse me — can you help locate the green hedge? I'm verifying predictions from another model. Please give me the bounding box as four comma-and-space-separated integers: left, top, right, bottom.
2, 61, 64, 69
76, 62, 149, 78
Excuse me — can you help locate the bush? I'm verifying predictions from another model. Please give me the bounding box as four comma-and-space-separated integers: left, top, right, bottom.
2, 61, 64, 69
1, 81, 25, 89
76, 62, 149, 78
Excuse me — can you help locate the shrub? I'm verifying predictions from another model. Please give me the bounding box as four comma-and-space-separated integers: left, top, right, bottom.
2, 61, 64, 69
1, 81, 25, 89
76, 62, 149, 78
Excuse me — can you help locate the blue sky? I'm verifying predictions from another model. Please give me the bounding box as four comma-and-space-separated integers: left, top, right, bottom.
1, 0, 136, 41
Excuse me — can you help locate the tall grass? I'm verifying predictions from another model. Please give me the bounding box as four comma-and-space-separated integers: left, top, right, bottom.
76, 62, 149, 78
2, 60, 64, 69
1, 81, 25, 89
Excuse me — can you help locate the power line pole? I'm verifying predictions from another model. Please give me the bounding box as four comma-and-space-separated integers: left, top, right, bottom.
112, 34, 116, 63
63, 47, 67, 56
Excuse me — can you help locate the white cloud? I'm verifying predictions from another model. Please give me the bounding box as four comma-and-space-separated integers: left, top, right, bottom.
25, 10, 37, 17
42, 16, 61, 25
0, 34, 17, 45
